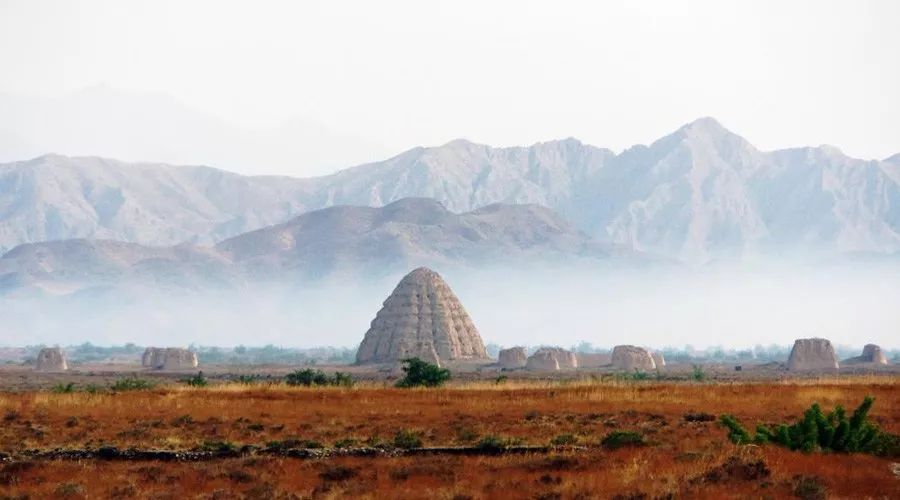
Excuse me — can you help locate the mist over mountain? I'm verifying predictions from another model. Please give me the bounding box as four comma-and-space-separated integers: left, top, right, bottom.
2, 117, 898, 264
0, 198, 622, 296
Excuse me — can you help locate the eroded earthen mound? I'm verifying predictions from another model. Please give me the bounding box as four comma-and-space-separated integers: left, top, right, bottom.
650, 351, 666, 368
787, 338, 839, 371
498, 347, 527, 369
142, 347, 198, 370
843, 343, 889, 365
611, 345, 656, 371
525, 347, 577, 371
35, 347, 67, 372
162, 348, 199, 370
142, 347, 167, 368
356, 267, 487, 364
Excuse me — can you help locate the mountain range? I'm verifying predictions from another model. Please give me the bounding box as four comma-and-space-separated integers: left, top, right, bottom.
1, 117, 899, 264
0, 198, 616, 295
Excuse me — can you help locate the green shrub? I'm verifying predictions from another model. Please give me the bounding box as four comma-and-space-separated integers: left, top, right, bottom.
200, 440, 237, 452
690, 365, 706, 381
720, 396, 898, 456
111, 376, 153, 391
395, 358, 451, 388
720, 414, 752, 444
285, 369, 354, 387
550, 433, 578, 446
236, 374, 269, 384
392, 429, 423, 449
285, 369, 328, 386
51, 382, 75, 393
334, 438, 358, 448
476, 435, 510, 451
601, 431, 644, 449
182, 371, 208, 387
332, 372, 355, 388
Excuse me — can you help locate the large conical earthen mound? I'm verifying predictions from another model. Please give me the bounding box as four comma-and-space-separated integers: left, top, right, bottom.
356, 267, 487, 364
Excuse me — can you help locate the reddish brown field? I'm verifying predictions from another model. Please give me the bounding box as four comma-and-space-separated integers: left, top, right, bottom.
1, 376, 898, 498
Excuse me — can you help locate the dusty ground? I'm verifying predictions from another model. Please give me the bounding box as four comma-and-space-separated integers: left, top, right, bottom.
0, 373, 898, 498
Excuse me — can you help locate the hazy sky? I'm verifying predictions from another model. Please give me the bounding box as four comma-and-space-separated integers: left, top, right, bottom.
1, 0, 899, 167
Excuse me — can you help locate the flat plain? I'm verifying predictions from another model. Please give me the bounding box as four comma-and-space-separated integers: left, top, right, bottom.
1, 370, 898, 499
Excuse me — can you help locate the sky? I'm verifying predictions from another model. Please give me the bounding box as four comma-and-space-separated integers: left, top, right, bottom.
1, 0, 899, 176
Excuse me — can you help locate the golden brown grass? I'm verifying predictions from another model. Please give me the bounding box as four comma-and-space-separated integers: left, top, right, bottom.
1, 376, 898, 498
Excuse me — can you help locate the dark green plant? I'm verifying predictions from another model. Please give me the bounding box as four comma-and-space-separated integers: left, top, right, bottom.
601, 431, 644, 449
51, 382, 75, 393
331, 372, 355, 388
550, 433, 578, 446
395, 358, 451, 388
285, 369, 354, 387
285, 369, 329, 386
111, 376, 153, 391
719, 414, 752, 444
690, 365, 706, 381
720, 396, 897, 456
200, 440, 237, 452
182, 371, 208, 387
334, 438, 358, 448
392, 429, 423, 449
476, 434, 511, 451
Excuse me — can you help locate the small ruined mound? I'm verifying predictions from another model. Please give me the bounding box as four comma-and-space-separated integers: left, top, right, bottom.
525, 347, 577, 371
142, 347, 198, 370
525, 349, 559, 371
356, 267, 488, 364
843, 344, 889, 365
611, 345, 656, 371
650, 351, 666, 368
141, 347, 167, 368
498, 347, 527, 369
35, 347, 67, 372
787, 338, 839, 371
162, 348, 199, 370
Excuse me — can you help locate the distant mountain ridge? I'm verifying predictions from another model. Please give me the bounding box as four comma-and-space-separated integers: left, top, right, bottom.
1, 117, 898, 263
0, 198, 616, 295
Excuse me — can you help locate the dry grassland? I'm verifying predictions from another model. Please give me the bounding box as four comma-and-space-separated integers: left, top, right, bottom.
1, 376, 898, 498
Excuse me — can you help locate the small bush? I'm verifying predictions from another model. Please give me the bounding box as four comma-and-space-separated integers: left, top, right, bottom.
111, 376, 153, 391
237, 374, 264, 384
285, 369, 328, 386
720, 396, 898, 456
200, 440, 237, 452
690, 365, 706, 381
332, 371, 355, 387
494, 375, 508, 385
334, 438, 358, 448
455, 427, 479, 443
182, 371, 208, 387
631, 369, 649, 381
285, 369, 354, 387
51, 382, 75, 393
601, 431, 644, 449
550, 433, 578, 446
476, 435, 510, 451
395, 358, 451, 388
392, 429, 423, 449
